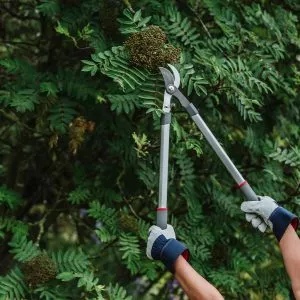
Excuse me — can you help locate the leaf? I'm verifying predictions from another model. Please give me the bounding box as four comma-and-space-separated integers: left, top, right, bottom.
55, 21, 70, 37
40, 82, 59, 96
56, 272, 75, 282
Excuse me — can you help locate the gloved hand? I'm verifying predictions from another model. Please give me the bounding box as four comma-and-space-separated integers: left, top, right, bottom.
241, 196, 299, 241
146, 225, 190, 272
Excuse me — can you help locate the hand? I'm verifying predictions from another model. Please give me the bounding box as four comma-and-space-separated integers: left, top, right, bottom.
241, 196, 298, 241
146, 225, 176, 259
241, 196, 278, 232
146, 224, 189, 271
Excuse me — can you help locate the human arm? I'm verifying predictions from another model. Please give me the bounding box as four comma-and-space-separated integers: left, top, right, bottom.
174, 255, 224, 300
241, 196, 299, 298
147, 225, 223, 300
279, 225, 300, 299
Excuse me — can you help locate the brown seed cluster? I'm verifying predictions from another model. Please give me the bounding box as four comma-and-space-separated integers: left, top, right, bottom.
124, 25, 181, 70
22, 253, 57, 287
119, 212, 139, 233
69, 116, 95, 155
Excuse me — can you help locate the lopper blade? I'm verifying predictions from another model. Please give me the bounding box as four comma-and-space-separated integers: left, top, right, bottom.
167, 64, 180, 88
159, 66, 175, 88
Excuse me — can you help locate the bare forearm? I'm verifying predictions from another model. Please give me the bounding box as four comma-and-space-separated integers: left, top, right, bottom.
279, 225, 300, 299
174, 256, 223, 300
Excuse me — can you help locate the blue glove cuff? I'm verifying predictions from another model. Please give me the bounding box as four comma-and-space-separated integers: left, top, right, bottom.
151, 234, 167, 260
161, 239, 189, 272
269, 207, 299, 241
151, 236, 190, 272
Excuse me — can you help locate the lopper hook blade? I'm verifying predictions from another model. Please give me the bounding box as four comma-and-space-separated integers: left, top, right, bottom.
167, 64, 180, 88
159, 66, 174, 89
159, 64, 181, 89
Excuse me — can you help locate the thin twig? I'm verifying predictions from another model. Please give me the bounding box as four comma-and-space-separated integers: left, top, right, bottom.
176, 0, 212, 39
123, 0, 135, 13
32, 192, 64, 246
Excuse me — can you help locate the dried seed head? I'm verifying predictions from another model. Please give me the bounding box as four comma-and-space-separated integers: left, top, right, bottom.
124, 25, 181, 70
119, 212, 139, 233
68, 116, 95, 155
22, 253, 57, 287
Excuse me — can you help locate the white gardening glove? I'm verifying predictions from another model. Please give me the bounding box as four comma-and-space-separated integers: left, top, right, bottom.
241, 196, 299, 241
241, 196, 278, 232
146, 224, 190, 272
146, 225, 175, 259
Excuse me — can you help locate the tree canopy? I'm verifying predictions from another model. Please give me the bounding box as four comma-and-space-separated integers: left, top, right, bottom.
0, 0, 299, 299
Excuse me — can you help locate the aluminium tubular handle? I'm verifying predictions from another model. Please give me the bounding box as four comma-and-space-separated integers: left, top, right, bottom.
173, 88, 258, 202
191, 110, 258, 202
156, 113, 171, 229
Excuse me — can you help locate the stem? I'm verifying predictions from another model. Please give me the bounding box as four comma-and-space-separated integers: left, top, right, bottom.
33, 192, 64, 246
123, 0, 135, 13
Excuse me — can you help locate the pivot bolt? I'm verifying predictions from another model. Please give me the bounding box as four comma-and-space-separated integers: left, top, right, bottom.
167, 85, 175, 93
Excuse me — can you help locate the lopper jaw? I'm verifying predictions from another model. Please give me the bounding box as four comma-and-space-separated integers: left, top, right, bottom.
159, 64, 181, 113
159, 64, 181, 89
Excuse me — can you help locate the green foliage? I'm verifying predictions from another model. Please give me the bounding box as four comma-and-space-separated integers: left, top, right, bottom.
0, 0, 299, 298
107, 283, 132, 300
118, 9, 152, 35
0, 186, 22, 209
119, 233, 141, 274
67, 187, 91, 204
48, 100, 77, 134
0, 267, 27, 300
9, 234, 40, 263
82, 46, 150, 91
269, 146, 300, 167
57, 271, 103, 293
107, 94, 142, 115
51, 249, 90, 273
0, 89, 39, 113
37, 0, 60, 17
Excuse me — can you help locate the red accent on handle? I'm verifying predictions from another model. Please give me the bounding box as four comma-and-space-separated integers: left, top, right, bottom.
157, 207, 168, 211
237, 180, 247, 189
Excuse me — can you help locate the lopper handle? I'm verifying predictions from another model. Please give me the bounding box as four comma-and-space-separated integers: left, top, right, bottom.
156, 113, 171, 229
190, 112, 258, 202
172, 88, 259, 202
156, 208, 168, 229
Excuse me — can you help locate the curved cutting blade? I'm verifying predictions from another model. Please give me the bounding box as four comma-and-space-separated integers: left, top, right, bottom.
159, 67, 175, 88
167, 64, 180, 88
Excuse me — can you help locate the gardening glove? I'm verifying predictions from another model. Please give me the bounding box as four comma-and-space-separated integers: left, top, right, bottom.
146, 224, 190, 272
241, 196, 299, 241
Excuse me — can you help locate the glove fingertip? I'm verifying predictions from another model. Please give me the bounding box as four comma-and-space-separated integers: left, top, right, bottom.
258, 222, 267, 233
245, 213, 254, 222
241, 202, 247, 211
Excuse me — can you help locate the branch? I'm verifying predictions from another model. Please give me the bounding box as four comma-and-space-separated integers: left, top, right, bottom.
30, 191, 64, 246
176, 0, 212, 39
122, 0, 135, 13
